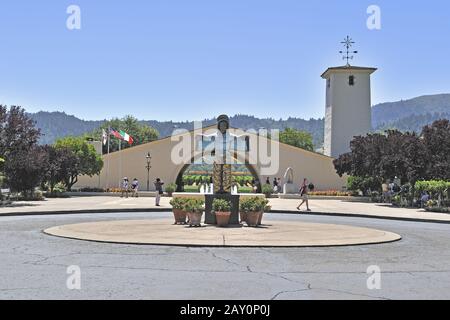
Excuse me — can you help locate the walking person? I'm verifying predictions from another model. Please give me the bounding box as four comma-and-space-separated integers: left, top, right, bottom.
131, 178, 139, 198
154, 178, 164, 207
297, 178, 311, 212
121, 177, 129, 198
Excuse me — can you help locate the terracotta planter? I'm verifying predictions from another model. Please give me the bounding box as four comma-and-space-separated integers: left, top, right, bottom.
240, 211, 248, 224
173, 209, 187, 225
246, 211, 261, 227
215, 211, 231, 227
188, 211, 203, 227
258, 212, 264, 225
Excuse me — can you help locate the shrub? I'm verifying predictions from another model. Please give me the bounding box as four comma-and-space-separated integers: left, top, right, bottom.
347, 176, 382, 196
19, 190, 45, 201
415, 180, 450, 207
169, 197, 188, 210
165, 183, 177, 194
182, 198, 205, 213
212, 199, 232, 212
45, 182, 69, 198
426, 199, 438, 208
262, 184, 273, 197
54, 182, 66, 193
240, 197, 271, 213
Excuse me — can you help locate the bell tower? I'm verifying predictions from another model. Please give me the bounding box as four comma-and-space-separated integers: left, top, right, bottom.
322, 37, 377, 158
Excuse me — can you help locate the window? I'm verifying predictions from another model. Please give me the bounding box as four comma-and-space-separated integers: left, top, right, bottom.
327, 79, 331, 88
349, 75, 355, 86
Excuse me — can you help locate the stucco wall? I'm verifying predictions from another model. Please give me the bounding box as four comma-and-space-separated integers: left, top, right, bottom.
323, 68, 374, 158
76, 128, 347, 191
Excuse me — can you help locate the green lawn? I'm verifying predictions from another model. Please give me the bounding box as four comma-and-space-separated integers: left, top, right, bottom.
183, 185, 200, 193
238, 186, 254, 193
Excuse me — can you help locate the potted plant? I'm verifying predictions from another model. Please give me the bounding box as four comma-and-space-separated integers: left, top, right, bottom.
212, 198, 232, 227
240, 197, 270, 227
169, 197, 188, 225
262, 184, 273, 199
183, 198, 205, 227
257, 198, 271, 225
165, 183, 177, 197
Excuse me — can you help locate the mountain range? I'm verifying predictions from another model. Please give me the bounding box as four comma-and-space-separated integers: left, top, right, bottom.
27, 94, 450, 148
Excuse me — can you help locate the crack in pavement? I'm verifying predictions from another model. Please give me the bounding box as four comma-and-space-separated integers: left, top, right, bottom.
270, 283, 390, 301
312, 287, 391, 300
271, 285, 311, 300
0, 287, 52, 292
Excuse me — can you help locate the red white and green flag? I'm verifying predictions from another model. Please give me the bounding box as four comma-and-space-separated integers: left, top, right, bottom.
109, 128, 134, 145
110, 129, 123, 140
119, 130, 134, 145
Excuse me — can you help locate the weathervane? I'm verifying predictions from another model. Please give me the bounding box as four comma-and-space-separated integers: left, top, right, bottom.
339, 36, 358, 66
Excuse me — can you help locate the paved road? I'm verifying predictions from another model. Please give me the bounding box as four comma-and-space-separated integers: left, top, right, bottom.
1, 212, 450, 300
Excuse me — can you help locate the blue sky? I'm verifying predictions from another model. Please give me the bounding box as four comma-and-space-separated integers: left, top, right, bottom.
0, 0, 449, 121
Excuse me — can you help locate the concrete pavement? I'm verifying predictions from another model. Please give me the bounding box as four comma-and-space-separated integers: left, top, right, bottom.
1, 212, 450, 299
1, 196, 449, 224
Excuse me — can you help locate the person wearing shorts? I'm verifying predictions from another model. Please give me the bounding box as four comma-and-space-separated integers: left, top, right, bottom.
297, 178, 311, 212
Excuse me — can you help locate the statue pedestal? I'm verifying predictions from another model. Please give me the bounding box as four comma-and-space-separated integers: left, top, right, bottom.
205, 194, 240, 225
283, 183, 299, 195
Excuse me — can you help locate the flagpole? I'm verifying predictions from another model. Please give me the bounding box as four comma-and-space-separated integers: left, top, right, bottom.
106, 126, 110, 191
119, 139, 122, 189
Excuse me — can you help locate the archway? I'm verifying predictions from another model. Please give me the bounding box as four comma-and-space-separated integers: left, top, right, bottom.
175, 158, 260, 193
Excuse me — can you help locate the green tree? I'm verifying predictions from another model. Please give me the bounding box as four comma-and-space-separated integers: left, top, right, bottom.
0, 105, 41, 159
0, 157, 5, 188
421, 119, 450, 180
42, 146, 79, 193
54, 137, 104, 190
0, 105, 43, 196
92, 115, 159, 153
279, 128, 314, 151
334, 130, 428, 205
4, 146, 48, 197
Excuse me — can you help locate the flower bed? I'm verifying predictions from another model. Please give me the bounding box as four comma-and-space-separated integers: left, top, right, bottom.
309, 190, 352, 197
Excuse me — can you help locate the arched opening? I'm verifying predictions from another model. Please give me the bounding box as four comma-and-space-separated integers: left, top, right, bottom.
175, 159, 260, 193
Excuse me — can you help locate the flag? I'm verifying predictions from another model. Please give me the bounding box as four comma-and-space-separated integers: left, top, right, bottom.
119, 130, 134, 145
110, 128, 123, 140
102, 129, 108, 146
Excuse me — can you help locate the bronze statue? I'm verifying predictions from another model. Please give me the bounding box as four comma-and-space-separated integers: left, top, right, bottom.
213, 115, 232, 194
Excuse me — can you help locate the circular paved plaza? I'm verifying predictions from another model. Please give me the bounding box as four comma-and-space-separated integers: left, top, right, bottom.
2, 211, 450, 299
44, 219, 401, 247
